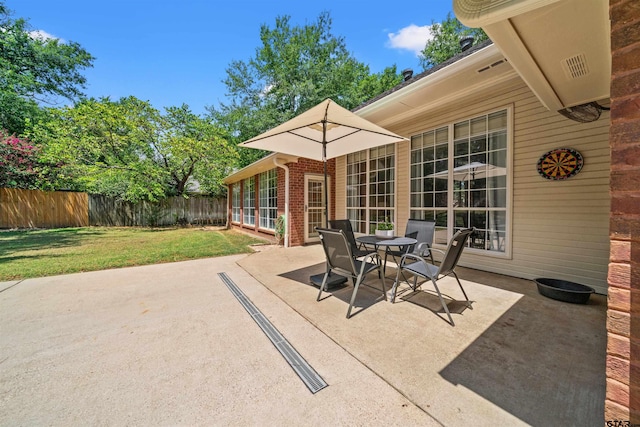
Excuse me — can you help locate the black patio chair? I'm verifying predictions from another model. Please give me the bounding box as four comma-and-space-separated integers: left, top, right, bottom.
391, 228, 474, 326
329, 219, 370, 258
384, 219, 436, 269
316, 227, 385, 318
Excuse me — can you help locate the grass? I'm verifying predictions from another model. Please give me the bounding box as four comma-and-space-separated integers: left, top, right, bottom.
0, 227, 269, 281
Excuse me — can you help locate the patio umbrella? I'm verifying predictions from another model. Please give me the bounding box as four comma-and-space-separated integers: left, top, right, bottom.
427, 161, 506, 181
240, 98, 407, 227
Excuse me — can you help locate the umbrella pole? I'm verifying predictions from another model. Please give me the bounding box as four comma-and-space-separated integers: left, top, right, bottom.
322, 123, 329, 228
323, 158, 328, 228
309, 124, 347, 290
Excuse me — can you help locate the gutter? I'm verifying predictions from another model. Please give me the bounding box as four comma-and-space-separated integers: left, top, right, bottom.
273, 157, 290, 248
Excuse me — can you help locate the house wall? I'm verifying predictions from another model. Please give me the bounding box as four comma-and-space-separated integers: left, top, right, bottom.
606, 0, 640, 421
336, 77, 611, 293
228, 178, 277, 243
227, 159, 336, 247
286, 158, 336, 247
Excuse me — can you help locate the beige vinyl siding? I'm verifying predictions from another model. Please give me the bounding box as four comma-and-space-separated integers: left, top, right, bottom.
337, 78, 610, 293
335, 156, 346, 219
508, 87, 610, 293
395, 140, 411, 231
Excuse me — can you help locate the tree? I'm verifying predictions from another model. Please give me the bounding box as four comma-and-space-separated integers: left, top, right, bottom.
155, 104, 238, 197
419, 13, 489, 70
210, 11, 403, 167
0, 2, 94, 135
0, 130, 39, 188
29, 97, 237, 201
31, 97, 164, 201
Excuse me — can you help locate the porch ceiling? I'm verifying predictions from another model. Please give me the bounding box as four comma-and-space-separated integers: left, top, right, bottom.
454, 0, 611, 111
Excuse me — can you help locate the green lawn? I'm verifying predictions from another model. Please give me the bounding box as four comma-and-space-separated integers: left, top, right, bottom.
0, 227, 269, 281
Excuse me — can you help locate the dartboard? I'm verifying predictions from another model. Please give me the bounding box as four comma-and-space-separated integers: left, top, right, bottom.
537, 148, 584, 180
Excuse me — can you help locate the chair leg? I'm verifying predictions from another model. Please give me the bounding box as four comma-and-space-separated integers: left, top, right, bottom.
382, 250, 389, 278
431, 278, 455, 326
317, 270, 330, 301
452, 271, 472, 308
389, 252, 411, 284
379, 268, 387, 301
399, 264, 411, 286
346, 274, 364, 318
375, 250, 382, 279
390, 268, 401, 303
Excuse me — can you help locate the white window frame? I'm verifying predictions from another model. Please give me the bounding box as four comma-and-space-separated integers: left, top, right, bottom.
243, 177, 255, 226
346, 143, 396, 234
409, 106, 512, 257
231, 184, 240, 223
258, 169, 278, 231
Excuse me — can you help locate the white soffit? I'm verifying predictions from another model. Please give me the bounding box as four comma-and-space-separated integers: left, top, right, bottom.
357, 44, 518, 127
454, 0, 563, 27
455, 0, 611, 111
223, 153, 298, 184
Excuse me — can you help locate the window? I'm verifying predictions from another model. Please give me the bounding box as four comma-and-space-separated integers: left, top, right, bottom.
259, 169, 278, 230
243, 177, 255, 226
410, 126, 449, 244
231, 184, 240, 223
346, 143, 395, 234
410, 109, 509, 253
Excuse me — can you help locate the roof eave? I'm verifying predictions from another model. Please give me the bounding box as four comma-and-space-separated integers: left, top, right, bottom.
223, 153, 299, 184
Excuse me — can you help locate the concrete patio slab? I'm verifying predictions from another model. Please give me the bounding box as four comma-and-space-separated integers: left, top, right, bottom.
0, 280, 20, 293
0, 256, 437, 426
237, 245, 607, 427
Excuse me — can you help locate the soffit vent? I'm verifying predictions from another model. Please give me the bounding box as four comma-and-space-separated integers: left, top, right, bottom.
477, 58, 508, 73
562, 54, 590, 79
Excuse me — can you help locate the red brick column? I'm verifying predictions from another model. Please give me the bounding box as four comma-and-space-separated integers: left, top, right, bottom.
606, 0, 640, 422
286, 158, 336, 247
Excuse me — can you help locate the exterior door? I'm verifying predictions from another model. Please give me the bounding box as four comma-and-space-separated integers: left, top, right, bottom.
304, 174, 330, 243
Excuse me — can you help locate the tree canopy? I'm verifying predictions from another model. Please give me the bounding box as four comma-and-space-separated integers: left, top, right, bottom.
419, 13, 489, 70
0, 2, 94, 136
29, 97, 237, 202
157, 104, 238, 197
4, 5, 482, 202
210, 11, 403, 167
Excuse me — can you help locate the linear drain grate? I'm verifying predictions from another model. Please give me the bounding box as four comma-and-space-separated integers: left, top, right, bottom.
217, 272, 328, 394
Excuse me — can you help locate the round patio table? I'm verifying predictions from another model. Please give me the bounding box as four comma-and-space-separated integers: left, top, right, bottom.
356, 235, 417, 278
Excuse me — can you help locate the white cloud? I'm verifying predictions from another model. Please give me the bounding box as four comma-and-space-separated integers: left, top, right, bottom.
28, 29, 62, 42
387, 24, 433, 55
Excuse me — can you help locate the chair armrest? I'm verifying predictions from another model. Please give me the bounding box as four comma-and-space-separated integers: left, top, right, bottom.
360, 252, 381, 274
415, 242, 432, 256
363, 251, 380, 262
398, 252, 431, 268
428, 247, 445, 255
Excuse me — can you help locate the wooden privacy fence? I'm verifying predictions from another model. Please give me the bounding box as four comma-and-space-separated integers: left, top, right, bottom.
0, 188, 227, 228
89, 195, 227, 227
0, 188, 89, 228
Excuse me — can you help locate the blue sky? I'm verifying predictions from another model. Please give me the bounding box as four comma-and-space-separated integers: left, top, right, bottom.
12, 1, 454, 116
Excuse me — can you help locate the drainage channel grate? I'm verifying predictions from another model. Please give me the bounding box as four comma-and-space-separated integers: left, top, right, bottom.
217, 272, 328, 394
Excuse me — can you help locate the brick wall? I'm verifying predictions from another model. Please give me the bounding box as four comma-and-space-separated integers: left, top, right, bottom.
286, 158, 336, 246
227, 158, 335, 246
606, 0, 640, 422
